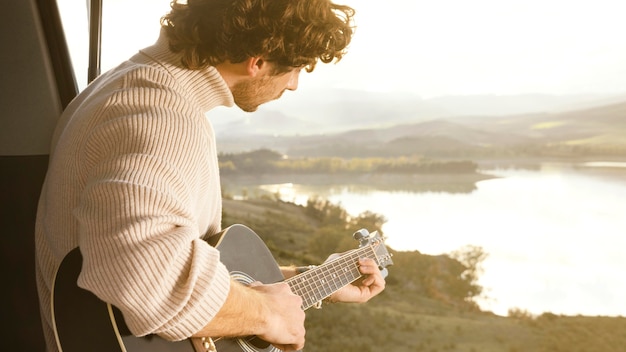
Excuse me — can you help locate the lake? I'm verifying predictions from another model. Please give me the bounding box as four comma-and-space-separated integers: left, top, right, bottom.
222, 161, 626, 317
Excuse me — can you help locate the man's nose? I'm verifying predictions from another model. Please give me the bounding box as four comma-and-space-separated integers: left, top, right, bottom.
286, 70, 300, 91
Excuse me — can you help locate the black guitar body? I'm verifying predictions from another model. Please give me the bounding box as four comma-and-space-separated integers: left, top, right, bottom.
52, 224, 285, 352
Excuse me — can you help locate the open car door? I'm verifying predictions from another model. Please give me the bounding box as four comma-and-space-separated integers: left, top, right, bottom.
0, 0, 77, 349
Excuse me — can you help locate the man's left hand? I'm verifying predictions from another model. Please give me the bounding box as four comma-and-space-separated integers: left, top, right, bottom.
327, 257, 386, 303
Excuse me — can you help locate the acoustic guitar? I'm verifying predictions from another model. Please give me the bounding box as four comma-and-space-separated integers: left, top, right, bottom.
52, 224, 393, 351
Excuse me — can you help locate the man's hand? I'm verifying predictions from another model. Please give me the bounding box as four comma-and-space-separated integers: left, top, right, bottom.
250, 282, 306, 351
193, 281, 305, 351
327, 256, 386, 303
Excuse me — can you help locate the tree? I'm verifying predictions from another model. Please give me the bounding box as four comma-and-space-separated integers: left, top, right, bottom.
449, 245, 488, 301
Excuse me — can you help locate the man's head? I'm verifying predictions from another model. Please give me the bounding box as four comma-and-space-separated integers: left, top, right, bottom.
161, 0, 355, 73
226, 60, 302, 112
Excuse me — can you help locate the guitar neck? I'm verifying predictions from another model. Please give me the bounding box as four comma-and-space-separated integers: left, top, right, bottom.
285, 245, 377, 310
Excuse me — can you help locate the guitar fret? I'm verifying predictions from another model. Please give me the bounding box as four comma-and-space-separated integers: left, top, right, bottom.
287, 245, 379, 310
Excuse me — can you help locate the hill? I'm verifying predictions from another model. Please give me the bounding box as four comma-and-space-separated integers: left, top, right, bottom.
450, 101, 626, 143
221, 197, 626, 352
211, 90, 626, 137
213, 93, 626, 159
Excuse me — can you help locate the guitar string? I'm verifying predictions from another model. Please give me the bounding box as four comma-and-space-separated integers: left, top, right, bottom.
290, 261, 355, 308
291, 248, 366, 293
302, 250, 367, 307
288, 238, 391, 309
286, 245, 378, 309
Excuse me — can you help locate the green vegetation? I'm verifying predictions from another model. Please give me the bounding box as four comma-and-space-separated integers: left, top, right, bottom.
221, 197, 626, 352
219, 149, 480, 175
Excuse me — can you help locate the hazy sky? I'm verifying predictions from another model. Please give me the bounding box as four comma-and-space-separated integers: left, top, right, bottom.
59, 0, 626, 97
319, 0, 626, 97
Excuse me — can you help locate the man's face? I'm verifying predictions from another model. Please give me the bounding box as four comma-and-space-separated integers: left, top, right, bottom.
231, 67, 301, 112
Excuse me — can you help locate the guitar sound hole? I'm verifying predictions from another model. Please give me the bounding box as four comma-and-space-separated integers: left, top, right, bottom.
250, 336, 271, 349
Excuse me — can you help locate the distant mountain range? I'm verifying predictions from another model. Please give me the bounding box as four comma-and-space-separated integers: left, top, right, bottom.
212, 90, 626, 158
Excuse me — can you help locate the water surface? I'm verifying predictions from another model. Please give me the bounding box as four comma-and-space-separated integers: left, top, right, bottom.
226, 162, 626, 316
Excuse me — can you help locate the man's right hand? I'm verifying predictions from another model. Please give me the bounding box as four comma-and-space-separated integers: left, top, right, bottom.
192, 280, 305, 351
250, 282, 305, 351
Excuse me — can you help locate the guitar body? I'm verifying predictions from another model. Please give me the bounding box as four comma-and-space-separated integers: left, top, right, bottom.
52, 224, 285, 352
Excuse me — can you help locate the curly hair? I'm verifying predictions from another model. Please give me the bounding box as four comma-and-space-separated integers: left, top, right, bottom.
160, 0, 355, 73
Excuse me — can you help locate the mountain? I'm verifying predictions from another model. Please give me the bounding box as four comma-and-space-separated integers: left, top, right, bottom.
214, 92, 626, 158
210, 89, 625, 139
449, 101, 626, 143
212, 89, 448, 137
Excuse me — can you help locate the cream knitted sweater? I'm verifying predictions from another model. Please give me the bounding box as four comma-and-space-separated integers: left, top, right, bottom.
35, 32, 235, 350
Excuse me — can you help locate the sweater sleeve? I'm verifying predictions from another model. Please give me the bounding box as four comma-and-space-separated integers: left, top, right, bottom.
73, 94, 230, 340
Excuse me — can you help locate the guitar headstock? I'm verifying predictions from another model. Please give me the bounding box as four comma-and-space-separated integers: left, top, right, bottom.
353, 229, 393, 278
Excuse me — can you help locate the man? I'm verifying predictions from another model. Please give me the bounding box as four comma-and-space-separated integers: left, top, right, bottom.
35, 0, 385, 351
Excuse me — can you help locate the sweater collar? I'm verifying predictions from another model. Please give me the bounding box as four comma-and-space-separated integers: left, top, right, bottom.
134, 29, 235, 113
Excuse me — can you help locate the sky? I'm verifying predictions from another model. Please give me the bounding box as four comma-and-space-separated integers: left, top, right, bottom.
58, 0, 626, 98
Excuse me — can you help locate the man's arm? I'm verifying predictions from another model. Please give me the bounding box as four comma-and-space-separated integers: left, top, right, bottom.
192, 280, 305, 351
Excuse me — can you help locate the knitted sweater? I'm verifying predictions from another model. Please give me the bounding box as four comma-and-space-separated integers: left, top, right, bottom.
35, 31, 235, 350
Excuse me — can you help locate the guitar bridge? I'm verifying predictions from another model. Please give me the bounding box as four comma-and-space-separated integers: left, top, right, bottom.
191, 336, 216, 352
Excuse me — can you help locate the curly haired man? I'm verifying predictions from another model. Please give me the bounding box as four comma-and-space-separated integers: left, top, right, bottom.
35, 0, 385, 351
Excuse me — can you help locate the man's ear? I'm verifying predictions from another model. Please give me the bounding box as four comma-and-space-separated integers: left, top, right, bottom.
245, 57, 268, 77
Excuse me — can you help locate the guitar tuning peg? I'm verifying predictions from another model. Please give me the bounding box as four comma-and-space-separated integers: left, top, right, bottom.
353, 229, 370, 241
380, 268, 389, 279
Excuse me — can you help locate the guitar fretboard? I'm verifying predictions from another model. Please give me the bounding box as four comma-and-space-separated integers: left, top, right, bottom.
285, 245, 378, 310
